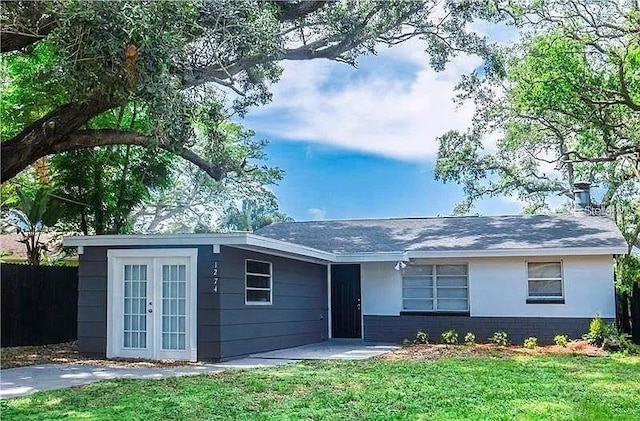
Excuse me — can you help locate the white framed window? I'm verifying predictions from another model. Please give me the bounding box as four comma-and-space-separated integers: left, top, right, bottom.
527, 262, 563, 301
245, 259, 272, 305
402, 264, 469, 312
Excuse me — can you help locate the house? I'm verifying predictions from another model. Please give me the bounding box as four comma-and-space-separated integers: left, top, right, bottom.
64, 211, 626, 362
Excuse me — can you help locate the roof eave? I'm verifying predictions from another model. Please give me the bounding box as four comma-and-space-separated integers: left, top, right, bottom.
333, 246, 626, 261
63, 233, 336, 263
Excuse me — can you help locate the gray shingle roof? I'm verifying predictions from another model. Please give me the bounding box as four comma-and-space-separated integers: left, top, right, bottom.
254, 215, 626, 254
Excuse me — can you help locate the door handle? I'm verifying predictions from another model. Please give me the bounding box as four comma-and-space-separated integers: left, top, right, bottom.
148, 309, 153, 313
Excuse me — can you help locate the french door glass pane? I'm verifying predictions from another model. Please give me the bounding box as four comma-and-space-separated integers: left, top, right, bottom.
162, 264, 187, 350
123, 264, 147, 349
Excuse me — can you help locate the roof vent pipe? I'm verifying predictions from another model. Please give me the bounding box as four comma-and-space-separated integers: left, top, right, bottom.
573, 182, 591, 216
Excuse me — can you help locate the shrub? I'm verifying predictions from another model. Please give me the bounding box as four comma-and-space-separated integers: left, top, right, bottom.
554, 335, 568, 347
523, 337, 538, 349
489, 331, 509, 346
602, 331, 640, 354
441, 330, 458, 345
414, 330, 429, 344
583, 316, 615, 347
464, 332, 476, 345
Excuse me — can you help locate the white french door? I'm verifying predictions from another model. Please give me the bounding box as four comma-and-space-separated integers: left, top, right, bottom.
107, 249, 198, 361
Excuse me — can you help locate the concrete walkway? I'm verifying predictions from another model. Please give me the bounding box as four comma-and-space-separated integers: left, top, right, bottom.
1, 340, 398, 399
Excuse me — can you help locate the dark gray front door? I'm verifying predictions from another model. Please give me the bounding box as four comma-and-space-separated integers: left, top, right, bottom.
331, 264, 361, 338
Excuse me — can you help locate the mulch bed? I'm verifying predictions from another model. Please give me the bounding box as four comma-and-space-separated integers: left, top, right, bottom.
377, 340, 607, 361
2, 340, 607, 369
0, 341, 202, 369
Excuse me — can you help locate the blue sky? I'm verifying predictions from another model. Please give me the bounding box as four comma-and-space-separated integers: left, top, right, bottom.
242, 32, 523, 221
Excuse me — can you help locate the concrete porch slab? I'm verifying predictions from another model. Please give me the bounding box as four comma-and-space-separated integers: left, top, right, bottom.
250, 339, 400, 360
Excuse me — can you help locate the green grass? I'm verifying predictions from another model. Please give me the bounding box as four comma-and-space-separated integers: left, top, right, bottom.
3, 355, 640, 420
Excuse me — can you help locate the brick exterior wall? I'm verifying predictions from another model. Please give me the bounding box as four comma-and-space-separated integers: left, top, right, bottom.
364, 315, 611, 344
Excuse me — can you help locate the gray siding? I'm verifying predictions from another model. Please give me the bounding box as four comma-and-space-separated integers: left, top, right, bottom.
364, 315, 609, 344
77, 244, 327, 362
77, 245, 219, 360
77, 247, 107, 357
218, 246, 328, 360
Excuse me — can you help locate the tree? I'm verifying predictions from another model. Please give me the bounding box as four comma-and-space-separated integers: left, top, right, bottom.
132, 121, 283, 233
1, 0, 496, 182
434, 0, 640, 284
51, 146, 174, 235
3, 188, 61, 265
220, 194, 293, 232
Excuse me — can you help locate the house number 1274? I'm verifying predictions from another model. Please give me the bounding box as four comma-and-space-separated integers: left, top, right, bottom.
213, 262, 219, 292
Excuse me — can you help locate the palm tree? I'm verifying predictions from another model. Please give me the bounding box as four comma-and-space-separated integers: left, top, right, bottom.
4, 188, 61, 265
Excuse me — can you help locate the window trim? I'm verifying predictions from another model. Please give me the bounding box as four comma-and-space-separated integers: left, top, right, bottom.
245, 259, 273, 305
402, 263, 469, 312
526, 260, 564, 303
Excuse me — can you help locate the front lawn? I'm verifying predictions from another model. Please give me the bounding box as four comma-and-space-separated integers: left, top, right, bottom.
3, 354, 640, 420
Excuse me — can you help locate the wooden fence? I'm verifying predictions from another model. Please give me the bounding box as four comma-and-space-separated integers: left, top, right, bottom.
1, 264, 78, 347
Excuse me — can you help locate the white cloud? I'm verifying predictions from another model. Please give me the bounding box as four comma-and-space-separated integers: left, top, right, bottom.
243, 23, 520, 163
307, 207, 327, 221
245, 39, 482, 162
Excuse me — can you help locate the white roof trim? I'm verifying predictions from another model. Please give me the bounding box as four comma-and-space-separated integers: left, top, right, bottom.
63, 233, 336, 262
63, 233, 625, 263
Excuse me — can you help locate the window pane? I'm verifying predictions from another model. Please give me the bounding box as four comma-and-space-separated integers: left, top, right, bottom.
528, 279, 562, 297
437, 288, 467, 299
403, 265, 433, 276
247, 260, 270, 275
403, 276, 433, 288
436, 265, 468, 276
436, 276, 468, 288
403, 288, 433, 299
437, 299, 468, 311
528, 262, 561, 278
403, 299, 433, 310
247, 289, 271, 303
247, 275, 270, 289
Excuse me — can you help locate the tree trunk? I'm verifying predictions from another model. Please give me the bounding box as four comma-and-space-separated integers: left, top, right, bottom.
632, 283, 640, 344
617, 291, 632, 334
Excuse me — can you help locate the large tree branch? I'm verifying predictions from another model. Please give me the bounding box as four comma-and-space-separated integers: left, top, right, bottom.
1, 97, 114, 181
0, 1, 56, 52
51, 129, 225, 180
1, 28, 52, 52
273, 0, 329, 21
181, 2, 423, 88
